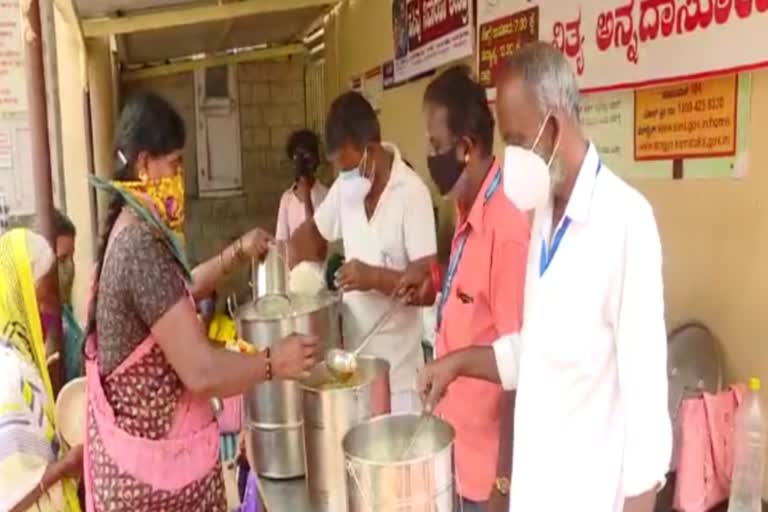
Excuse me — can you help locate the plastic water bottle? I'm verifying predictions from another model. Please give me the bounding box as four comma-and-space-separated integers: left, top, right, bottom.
728, 378, 765, 512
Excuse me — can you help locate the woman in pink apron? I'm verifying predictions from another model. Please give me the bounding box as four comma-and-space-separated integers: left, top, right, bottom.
83, 92, 320, 511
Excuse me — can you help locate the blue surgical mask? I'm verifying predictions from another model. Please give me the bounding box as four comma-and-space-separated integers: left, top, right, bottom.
340, 149, 373, 204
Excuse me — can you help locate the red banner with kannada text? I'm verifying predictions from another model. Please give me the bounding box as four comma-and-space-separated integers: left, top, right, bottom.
393, 0, 474, 84
478, 0, 768, 94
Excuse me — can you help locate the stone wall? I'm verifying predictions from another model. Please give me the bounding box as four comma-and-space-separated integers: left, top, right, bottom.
122, 55, 308, 299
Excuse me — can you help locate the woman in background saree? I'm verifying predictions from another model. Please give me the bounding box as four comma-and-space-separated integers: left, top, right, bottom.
0, 229, 81, 512
84, 92, 318, 511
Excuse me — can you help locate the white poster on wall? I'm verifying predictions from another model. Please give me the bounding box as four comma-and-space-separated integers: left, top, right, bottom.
0, 127, 13, 168
0, 1, 27, 113
478, 0, 768, 94
0, 118, 35, 215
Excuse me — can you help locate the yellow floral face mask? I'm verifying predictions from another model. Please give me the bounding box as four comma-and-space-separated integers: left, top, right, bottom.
113, 171, 186, 240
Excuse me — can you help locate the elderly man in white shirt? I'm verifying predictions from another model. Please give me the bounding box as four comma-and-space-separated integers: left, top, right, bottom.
415, 42, 671, 512
290, 91, 437, 412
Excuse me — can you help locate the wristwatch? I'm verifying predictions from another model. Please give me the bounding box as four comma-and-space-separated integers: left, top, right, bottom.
494, 476, 510, 496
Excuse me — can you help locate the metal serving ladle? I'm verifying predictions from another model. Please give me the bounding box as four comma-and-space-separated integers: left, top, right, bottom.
325, 295, 406, 379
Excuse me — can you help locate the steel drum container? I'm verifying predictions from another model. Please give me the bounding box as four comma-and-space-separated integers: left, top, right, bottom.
300, 357, 391, 511
343, 414, 456, 512
237, 291, 341, 479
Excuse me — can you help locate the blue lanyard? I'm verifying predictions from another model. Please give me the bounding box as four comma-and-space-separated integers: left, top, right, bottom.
436, 168, 502, 328
539, 162, 602, 277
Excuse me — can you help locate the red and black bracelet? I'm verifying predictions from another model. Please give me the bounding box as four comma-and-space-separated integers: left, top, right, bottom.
264, 347, 273, 381
430, 261, 443, 295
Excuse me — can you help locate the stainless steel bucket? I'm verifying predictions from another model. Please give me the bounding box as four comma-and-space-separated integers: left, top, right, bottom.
343, 414, 456, 512
237, 291, 341, 479
300, 357, 391, 511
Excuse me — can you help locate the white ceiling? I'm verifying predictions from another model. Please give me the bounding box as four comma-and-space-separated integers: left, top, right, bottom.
73, 0, 329, 64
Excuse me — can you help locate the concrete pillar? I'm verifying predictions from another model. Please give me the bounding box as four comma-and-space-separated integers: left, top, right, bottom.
87, 37, 116, 224
54, 10, 93, 320
40, 0, 65, 209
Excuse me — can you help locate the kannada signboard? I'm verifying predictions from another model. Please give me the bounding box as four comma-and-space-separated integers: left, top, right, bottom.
579, 73, 750, 179
478, 0, 768, 93
634, 74, 738, 160
391, 0, 474, 84
478, 7, 538, 93
0, 1, 25, 113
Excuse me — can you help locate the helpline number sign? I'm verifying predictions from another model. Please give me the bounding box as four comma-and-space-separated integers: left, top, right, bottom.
634, 74, 738, 161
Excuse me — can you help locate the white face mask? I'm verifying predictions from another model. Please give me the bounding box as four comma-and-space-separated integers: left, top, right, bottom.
502, 112, 561, 211
339, 148, 374, 204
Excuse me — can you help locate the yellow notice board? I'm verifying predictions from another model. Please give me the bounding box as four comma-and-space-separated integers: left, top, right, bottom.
635, 75, 738, 161
580, 72, 749, 179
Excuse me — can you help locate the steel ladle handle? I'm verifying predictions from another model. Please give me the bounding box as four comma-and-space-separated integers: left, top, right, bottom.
352, 295, 406, 357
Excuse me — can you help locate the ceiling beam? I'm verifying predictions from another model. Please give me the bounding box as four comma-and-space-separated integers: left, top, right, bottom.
81, 0, 335, 37
121, 43, 305, 82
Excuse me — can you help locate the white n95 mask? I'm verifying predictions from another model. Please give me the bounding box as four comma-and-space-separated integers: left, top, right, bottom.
502, 111, 561, 211
339, 149, 374, 204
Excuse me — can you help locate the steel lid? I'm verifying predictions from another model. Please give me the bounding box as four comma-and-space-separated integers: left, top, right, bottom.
667, 320, 722, 421
666, 320, 722, 471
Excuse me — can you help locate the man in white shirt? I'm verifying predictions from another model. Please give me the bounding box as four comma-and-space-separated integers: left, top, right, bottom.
290, 92, 437, 412
275, 129, 328, 242
414, 42, 671, 512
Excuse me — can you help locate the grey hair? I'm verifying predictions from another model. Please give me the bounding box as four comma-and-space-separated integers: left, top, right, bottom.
501, 42, 581, 121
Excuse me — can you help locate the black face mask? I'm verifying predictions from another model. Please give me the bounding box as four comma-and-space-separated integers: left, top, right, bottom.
427, 147, 466, 196
294, 154, 315, 178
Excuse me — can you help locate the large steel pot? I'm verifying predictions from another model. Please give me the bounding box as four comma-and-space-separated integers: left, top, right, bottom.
237, 291, 341, 479
343, 414, 456, 512
301, 357, 391, 511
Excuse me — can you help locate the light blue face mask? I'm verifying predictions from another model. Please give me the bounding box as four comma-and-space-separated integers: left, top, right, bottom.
340, 149, 373, 203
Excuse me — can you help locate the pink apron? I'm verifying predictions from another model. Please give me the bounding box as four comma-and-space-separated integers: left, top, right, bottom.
83, 330, 225, 511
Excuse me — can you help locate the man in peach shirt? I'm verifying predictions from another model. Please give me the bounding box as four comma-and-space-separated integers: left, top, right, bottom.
400, 66, 529, 512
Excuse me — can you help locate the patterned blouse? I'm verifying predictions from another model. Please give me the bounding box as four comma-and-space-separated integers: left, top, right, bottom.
89, 219, 225, 511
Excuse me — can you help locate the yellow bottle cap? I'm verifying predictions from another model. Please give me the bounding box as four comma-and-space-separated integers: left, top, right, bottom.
749, 377, 761, 392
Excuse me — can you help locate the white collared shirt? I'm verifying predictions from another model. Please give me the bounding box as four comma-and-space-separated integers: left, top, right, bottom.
493, 143, 672, 511
314, 142, 437, 409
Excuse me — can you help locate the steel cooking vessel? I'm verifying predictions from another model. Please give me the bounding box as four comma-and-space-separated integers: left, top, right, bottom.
343, 413, 456, 511
237, 291, 341, 478
300, 357, 391, 511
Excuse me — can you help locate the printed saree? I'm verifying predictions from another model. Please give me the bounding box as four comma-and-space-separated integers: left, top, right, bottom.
0, 229, 81, 512
83, 178, 225, 511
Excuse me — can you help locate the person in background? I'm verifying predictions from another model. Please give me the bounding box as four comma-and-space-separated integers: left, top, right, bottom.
275, 129, 328, 242
290, 91, 437, 412
35, 209, 82, 382
397, 65, 529, 512
0, 229, 81, 512
417, 43, 671, 512
84, 92, 319, 510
